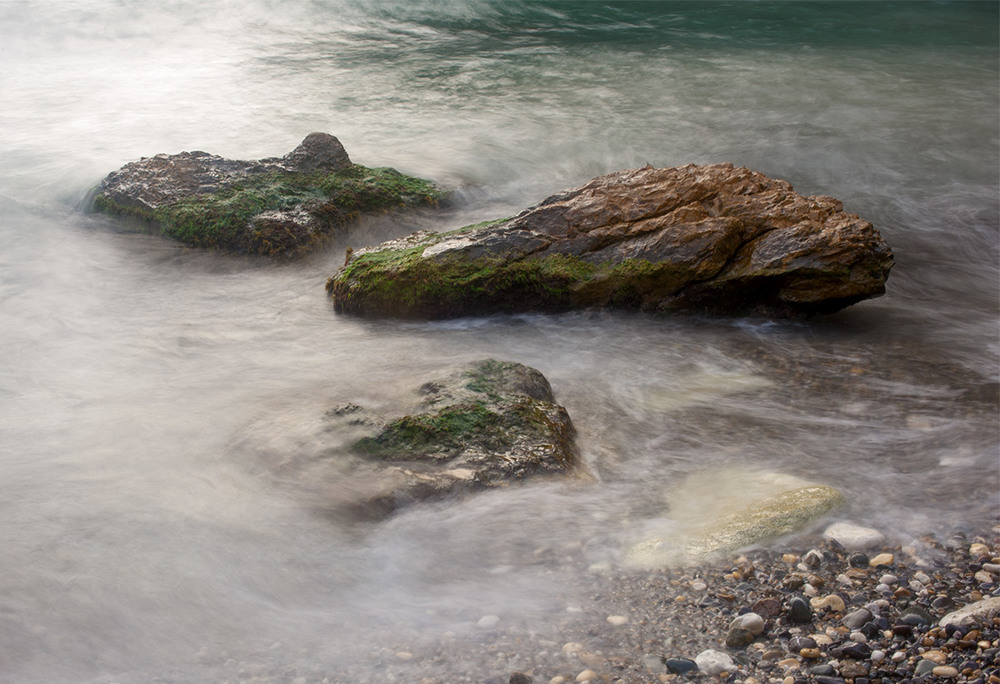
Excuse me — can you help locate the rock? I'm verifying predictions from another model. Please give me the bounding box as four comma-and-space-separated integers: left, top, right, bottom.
823, 522, 885, 550
606, 615, 628, 626
868, 553, 893, 568
753, 597, 783, 617
664, 657, 698, 674
92, 133, 444, 258
725, 626, 756, 648
625, 470, 844, 566
898, 605, 933, 626
327, 163, 893, 318
811, 594, 846, 612
788, 596, 813, 623
939, 596, 1000, 629
730, 612, 766, 636
842, 608, 873, 630
245, 359, 579, 520
694, 649, 734, 676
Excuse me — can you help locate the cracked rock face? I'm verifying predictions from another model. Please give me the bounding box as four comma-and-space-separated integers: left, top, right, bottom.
329, 163, 894, 318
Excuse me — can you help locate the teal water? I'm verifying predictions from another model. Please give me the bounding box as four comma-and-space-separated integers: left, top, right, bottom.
0, 2, 997, 681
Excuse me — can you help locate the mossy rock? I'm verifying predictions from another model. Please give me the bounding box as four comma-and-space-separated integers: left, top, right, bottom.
91, 132, 447, 258
313, 359, 580, 519
327, 163, 893, 318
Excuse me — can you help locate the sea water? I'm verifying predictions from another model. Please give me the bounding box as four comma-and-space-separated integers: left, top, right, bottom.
0, 1, 997, 681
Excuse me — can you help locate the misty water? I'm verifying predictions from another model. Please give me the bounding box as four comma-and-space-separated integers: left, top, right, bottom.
1, 2, 997, 682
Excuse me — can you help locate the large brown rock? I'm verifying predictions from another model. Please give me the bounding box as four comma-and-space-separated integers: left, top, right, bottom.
328, 163, 893, 317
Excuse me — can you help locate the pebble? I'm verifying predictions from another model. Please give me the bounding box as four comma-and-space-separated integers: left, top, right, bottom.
575, 669, 597, 682
933, 666, 960, 678
605, 615, 628, 626
870, 649, 885, 663
664, 657, 697, 674
730, 612, 766, 635
969, 543, 990, 558
788, 596, 813, 623
868, 553, 893, 568
695, 649, 734, 676
823, 522, 885, 550
810, 594, 846, 612
477, 615, 501, 629
841, 608, 873, 630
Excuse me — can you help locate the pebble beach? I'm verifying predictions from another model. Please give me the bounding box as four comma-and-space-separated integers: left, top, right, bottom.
308, 521, 1000, 684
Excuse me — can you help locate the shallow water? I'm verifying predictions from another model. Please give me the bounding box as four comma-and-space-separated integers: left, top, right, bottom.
1, 1, 997, 681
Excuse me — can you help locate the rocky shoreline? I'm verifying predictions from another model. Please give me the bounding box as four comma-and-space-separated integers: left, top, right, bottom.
306, 522, 1000, 684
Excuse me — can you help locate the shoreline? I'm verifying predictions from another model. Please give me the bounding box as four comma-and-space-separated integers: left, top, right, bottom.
327, 521, 1000, 684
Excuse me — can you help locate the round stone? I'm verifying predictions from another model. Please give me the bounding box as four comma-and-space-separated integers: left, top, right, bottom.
664, 657, 697, 674
933, 666, 960, 677
869, 553, 894, 568
730, 612, 766, 635
606, 615, 628, 626
575, 669, 597, 682
788, 596, 813, 623
842, 608, 873, 630
695, 649, 735, 676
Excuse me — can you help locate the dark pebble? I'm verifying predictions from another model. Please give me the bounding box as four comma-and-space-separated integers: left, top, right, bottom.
833, 642, 871, 659
509, 673, 533, 684
788, 596, 813, 623
899, 605, 933, 626
915, 659, 938, 676
725, 626, 755, 648
665, 657, 698, 674
815, 677, 846, 684
933, 596, 957, 611
849, 553, 870, 568
809, 664, 837, 675
843, 607, 873, 630
789, 636, 818, 651
893, 623, 913, 636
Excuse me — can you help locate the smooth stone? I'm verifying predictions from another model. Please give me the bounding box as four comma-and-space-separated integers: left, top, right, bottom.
969, 543, 990, 558
606, 615, 628, 626
510, 673, 533, 684
834, 642, 871, 659
899, 605, 933, 626
478, 615, 501, 629
915, 660, 938, 676
730, 612, 766, 636
933, 666, 960, 678
921, 650, 947, 664
849, 631, 867, 643
879, 573, 898, 585
842, 608, 873, 630
814, 677, 845, 684
939, 597, 1000, 628
800, 648, 822, 659
868, 553, 894, 568
695, 649, 735, 676
848, 552, 870, 568
789, 597, 813, 623
789, 636, 818, 651
824, 522, 885, 550
809, 664, 837, 675
870, 650, 886, 663
575, 670, 597, 682
664, 657, 698, 674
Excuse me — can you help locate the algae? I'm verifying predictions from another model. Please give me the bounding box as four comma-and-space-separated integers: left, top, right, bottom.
93, 164, 445, 257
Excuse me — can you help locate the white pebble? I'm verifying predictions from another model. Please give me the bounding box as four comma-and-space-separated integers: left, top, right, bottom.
695, 649, 735, 676
823, 521, 885, 550
575, 669, 597, 682
730, 612, 766, 636
913, 571, 932, 584
880, 573, 898, 585
850, 631, 867, 643
606, 615, 628, 626
803, 583, 818, 597
871, 650, 886, 663
477, 615, 501, 629
691, 580, 707, 591
876, 583, 892, 595
892, 651, 907, 663
836, 573, 854, 586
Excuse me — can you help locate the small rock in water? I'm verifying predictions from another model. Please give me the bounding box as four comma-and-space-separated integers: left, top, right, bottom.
811, 594, 846, 612
509, 673, 533, 684
939, 596, 1000, 628
664, 657, 698, 674
868, 553, 893, 568
478, 615, 501, 629
730, 612, 766, 635
695, 649, 734, 676
753, 597, 782, 617
823, 522, 885, 550
788, 596, 813, 623
606, 615, 628, 626
842, 608, 873, 630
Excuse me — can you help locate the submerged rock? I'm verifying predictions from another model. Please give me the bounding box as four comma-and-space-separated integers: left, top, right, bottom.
312, 360, 578, 520
91, 132, 445, 257
328, 163, 893, 318
625, 469, 845, 567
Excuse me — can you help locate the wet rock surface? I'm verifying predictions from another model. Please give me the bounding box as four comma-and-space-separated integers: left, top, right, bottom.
91, 132, 444, 257
247, 359, 580, 521
328, 163, 893, 318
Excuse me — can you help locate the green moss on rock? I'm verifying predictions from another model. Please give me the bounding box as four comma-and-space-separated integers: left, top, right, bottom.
94, 164, 445, 257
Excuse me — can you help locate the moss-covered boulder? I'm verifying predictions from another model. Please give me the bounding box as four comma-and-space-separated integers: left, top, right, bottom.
248, 359, 580, 520
90, 132, 445, 258
327, 163, 893, 317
